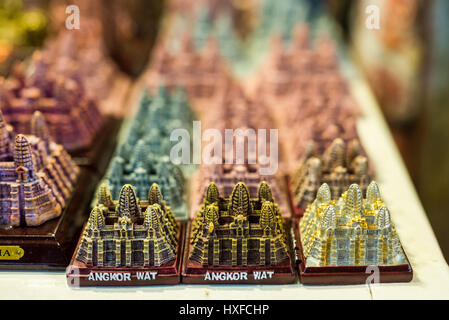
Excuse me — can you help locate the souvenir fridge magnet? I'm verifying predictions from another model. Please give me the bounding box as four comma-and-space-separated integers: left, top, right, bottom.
182, 181, 296, 284
293, 182, 413, 284
66, 183, 184, 286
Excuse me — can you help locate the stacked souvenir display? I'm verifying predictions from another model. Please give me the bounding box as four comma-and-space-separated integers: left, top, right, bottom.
248, 4, 410, 283
144, 4, 297, 284
47, 0, 132, 117
0, 44, 123, 183
163, 1, 410, 285
101, 86, 195, 220
0, 0, 415, 286
66, 85, 196, 285
188, 79, 291, 220
0, 17, 129, 172
145, 33, 231, 115
0, 50, 104, 152
181, 78, 296, 283
0, 3, 130, 270
41, 30, 131, 117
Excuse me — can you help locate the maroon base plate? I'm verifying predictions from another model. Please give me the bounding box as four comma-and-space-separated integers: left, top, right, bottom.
182, 221, 297, 284
66, 222, 186, 286
292, 219, 413, 285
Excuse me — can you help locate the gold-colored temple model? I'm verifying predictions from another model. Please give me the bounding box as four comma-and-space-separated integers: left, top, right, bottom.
189, 181, 290, 267
292, 138, 371, 210
300, 182, 407, 267
76, 183, 178, 267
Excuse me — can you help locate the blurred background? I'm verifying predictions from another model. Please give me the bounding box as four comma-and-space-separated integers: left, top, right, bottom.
1, 0, 448, 262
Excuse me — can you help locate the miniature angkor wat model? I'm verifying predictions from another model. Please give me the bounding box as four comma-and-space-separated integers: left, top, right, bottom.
0, 50, 104, 151
203, 78, 276, 136
0, 110, 79, 227
106, 155, 186, 219
300, 182, 408, 268
291, 138, 371, 215
189, 181, 289, 266
75, 183, 178, 268
164, 3, 257, 76
190, 164, 290, 219
42, 28, 131, 117
145, 33, 231, 110
184, 181, 296, 283
102, 86, 194, 219
188, 80, 290, 217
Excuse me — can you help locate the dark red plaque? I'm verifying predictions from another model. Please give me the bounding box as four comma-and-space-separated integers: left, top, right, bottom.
66, 222, 185, 286
182, 221, 297, 284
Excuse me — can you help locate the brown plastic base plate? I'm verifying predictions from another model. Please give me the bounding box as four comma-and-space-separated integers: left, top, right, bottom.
0, 169, 99, 270
292, 219, 413, 285
181, 221, 297, 284
66, 222, 186, 286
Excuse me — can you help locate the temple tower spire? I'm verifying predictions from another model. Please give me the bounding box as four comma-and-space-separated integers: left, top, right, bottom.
118, 184, 141, 222
31, 111, 51, 151
229, 182, 251, 217
14, 134, 34, 181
